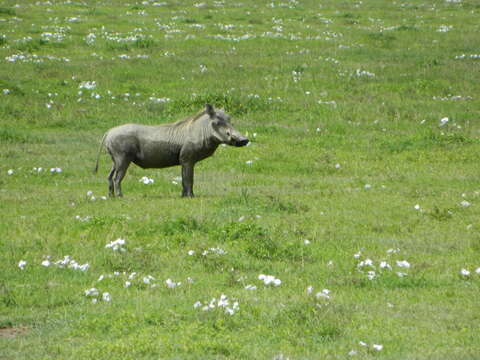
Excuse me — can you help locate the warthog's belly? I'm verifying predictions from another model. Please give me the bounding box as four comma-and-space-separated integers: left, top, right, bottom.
132, 140, 181, 169
133, 151, 180, 169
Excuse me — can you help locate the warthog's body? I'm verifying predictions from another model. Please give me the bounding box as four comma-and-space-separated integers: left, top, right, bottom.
94, 104, 249, 197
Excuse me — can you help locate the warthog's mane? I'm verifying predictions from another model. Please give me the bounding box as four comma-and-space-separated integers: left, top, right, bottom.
173, 109, 208, 128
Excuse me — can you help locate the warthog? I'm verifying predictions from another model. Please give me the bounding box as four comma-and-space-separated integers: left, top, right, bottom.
94, 104, 249, 197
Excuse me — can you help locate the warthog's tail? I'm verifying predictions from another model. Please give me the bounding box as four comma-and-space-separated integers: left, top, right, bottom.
93, 132, 108, 174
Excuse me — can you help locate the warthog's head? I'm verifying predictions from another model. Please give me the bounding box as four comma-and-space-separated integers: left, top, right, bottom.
206, 104, 249, 147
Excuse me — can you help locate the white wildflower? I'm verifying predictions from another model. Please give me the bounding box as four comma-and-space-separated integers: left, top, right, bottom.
139, 176, 154, 185
258, 274, 281, 286
358, 258, 374, 268
460, 200, 471, 207
367, 271, 376, 280
217, 294, 229, 307
105, 238, 126, 252
84, 288, 99, 297
7, 169, 14, 175
143, 275, 155, 284
258, 274, 268, 281
387, 248, 400, 254
149, 97, 170, 104
225, 307, 235, 315
396, 260, 411, 268
315, 289, 331, 299
437, 25, 452, 33
460, 268, 470, 276
380, 261, 392, 270
102, 292, 111, 302
372, 344, 383, 351
165, 278, 181, 288
364, 258, 373, 266
355, 69, 375, 77
128, 272, 137, 280
54, 255, 71, 268
77, 263, 90, 271
439, 117, 449, 126
208, 247, 227, 255
195, 294, 239, 314
41, 260, 51, 267
79, 81, 96, 90
208, 298, 216, 309
18, 260, 27, 270
75, 215, 92, 222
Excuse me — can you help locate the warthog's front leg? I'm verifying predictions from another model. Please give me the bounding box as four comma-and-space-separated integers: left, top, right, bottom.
181, 162, 195, 198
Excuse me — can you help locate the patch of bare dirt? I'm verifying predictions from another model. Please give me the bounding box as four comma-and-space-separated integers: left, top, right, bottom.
0, 326, 28, 339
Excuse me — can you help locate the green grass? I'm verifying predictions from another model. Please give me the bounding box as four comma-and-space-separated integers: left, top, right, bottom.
1, 0, 480, 358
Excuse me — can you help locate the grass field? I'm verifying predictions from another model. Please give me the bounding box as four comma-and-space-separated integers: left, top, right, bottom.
1, 0, 480, 358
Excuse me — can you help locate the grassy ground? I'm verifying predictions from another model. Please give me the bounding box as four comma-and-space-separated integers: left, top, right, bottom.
1, 0, 480, 358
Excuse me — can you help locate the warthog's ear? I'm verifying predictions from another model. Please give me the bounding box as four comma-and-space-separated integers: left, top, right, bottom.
205, 104, 215, 117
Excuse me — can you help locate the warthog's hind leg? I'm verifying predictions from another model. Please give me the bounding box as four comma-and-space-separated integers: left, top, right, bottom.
113, 157, 131, 197
107, 167, 115, 197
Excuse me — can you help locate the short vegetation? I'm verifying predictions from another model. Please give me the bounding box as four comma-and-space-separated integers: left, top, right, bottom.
1, 0, 480, 358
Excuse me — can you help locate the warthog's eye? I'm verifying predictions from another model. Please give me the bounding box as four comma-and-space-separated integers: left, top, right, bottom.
226, 130, 231, 137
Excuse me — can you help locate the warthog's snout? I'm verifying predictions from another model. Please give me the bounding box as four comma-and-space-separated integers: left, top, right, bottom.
234, 137, 249, 147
